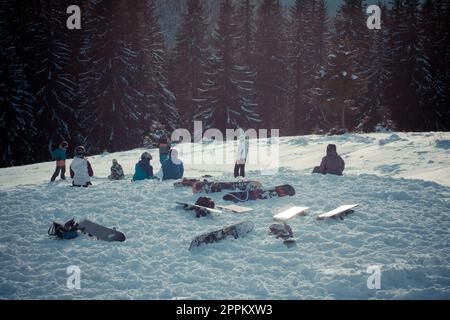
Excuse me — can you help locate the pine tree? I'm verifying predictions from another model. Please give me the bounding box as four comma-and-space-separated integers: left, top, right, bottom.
420, 0, 449, 130
22, 1, 79, 157
195, 0, 260, 132
289, 0, 330, 134
170, 0, 209, 131
235, 0, 256, 67
254, 0, 289, 130
384, 0, 433, 131
289, 0, 311, 134
79, 0, 147, 153
315, 38, 363, 130
304, 0, 333, 133
313, 0, 367, 131
309, 0, 332, 132
358, 3, 393, 131
234, 0, 260, 129
442, 0, 450, 129
135, 0, 179, 134
0, 1, 37, 167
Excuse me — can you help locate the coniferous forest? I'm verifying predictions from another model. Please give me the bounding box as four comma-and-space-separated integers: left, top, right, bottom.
1, 0, 449, 167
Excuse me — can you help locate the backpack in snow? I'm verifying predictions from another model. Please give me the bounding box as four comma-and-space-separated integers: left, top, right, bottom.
48, 219, 80, 240
195, 197, 215, 218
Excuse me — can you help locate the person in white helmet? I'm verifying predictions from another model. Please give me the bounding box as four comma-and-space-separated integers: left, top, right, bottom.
70, 146, 94, 187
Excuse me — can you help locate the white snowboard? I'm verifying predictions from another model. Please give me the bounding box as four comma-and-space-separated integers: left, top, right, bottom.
317, 204, 359, 220
273, 206, 309, 222
176, 202, 223, 213
216, 204, 254, 213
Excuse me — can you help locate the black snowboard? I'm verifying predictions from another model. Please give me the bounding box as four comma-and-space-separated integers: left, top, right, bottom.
222, 184, 295, 203
78, 219, 126, 242
189, 221, 254, 250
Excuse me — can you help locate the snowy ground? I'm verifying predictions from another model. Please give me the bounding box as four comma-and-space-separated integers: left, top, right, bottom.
0, 132, 449, 299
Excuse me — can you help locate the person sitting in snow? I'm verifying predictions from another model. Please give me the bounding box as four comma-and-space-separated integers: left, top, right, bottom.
108, 159, 125, 180
70, 146, 94, 187
312, 144, 345, 176
157, 135, 171, 165
50, 141, 69, 182
162, 149, 184, 181
132, 152, 158, 181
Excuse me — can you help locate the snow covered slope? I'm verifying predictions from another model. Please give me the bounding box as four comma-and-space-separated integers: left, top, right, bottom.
0, 132, 449, 299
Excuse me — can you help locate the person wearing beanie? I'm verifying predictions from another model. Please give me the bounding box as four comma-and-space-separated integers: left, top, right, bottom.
132, 152, 157, 181
108, 159, 125, 180
50, 141, 69, 182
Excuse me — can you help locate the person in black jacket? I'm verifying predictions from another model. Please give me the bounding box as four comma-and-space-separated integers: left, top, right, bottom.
312, 144, 345, 176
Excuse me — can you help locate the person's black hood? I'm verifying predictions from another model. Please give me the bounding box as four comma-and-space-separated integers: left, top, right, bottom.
327, 144, 337, 155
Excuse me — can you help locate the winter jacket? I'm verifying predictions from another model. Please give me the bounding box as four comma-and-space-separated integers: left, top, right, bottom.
236, 138, 250, 165
109, 163, 124, 180
132, 159, 155, 181
162, 158, 184, 181
52, 147, 67, 167
70, 156, 94, 186
159, 153, 169, 164
318, 150, 345, 176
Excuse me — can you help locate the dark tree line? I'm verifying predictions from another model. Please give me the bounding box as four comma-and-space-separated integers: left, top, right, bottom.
0, 0, 177, 167
1, 0, 449, 168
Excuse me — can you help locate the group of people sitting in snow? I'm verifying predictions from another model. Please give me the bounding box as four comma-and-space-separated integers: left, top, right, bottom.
50, 135, 184, 187
50, 133, 345, 187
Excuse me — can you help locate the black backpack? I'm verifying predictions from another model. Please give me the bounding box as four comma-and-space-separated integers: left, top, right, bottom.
195, 197, 215, 218
48, 219, 79, 240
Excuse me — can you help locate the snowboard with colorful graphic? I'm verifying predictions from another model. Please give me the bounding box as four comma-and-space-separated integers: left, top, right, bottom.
173, 176, 213, 188
222, 185, 295, 202
192, 180, 262, 193
189, 221, 254, 250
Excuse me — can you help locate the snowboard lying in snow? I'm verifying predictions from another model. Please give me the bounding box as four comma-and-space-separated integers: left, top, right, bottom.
192, 180, 262, 193
216, 204, 254, 213
273, 206, 308, 222
173, 176, 212, 188
189, 221, 254, 250
78, 219, 126, 242
222, 185, 295, 203
317, 204, 359, 220
176, 201, 223, 214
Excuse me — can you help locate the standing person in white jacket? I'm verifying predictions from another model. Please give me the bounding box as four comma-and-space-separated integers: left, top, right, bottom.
70, 146, 94, 187
234, 131, 249, 178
